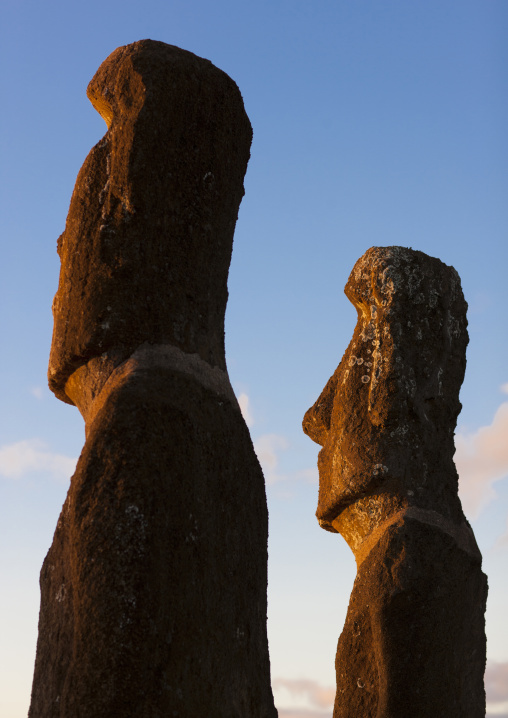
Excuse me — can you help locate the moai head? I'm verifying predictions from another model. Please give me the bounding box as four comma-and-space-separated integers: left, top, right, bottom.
303, 247, 468, 549
48, 40, 252, 405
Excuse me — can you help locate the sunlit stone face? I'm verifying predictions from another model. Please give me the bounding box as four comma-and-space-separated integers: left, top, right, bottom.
48, 41, 253, 406
303, 246, 469, 536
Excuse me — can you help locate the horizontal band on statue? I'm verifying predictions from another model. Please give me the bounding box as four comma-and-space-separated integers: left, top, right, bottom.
65, 342, 239, 432
347, 505, 482, 568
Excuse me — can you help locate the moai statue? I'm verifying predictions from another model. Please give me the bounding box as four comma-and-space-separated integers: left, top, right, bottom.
303, 247, 487, 717
29, 40, 277, 718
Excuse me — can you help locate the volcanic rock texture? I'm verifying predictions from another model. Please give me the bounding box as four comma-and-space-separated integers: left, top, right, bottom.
29, 40, 277, 718
303, 246, 487, 718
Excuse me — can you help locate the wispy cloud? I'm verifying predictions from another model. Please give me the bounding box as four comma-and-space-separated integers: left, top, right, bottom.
277, 711, 331, 718
237, 392, 254, 428
496, 516, 508, 548
273, 678, 335, 710
30, 386, 44, 400
254, 433, 289, 484
0, 439, 76, 481
273, 678, 334, 718
272, 665, 508, 717
237, 392, 317, 486
486, 662, 508, 705
253, 434, 318, 486
455, 391, 508, 519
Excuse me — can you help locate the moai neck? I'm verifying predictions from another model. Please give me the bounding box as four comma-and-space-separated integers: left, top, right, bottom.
65, 344, 239, 435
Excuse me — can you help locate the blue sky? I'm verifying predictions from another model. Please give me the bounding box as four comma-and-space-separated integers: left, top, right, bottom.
1, 2, 507, 716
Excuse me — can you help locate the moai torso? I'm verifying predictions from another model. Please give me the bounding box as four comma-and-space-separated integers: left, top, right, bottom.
29, 40, 277, 718
303, 246, 487, 717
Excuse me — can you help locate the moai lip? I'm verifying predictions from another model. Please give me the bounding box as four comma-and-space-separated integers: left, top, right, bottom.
303, 246, 488, 717
30, 40, 277, 718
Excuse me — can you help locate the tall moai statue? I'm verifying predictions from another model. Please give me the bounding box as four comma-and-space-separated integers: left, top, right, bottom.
303, 247, 487, 717
30, 40, 277, 718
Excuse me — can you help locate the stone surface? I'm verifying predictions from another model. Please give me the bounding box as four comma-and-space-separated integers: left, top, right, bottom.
29, 40, 277, 718
48, 39, 252, 402
303, 246, 487, 717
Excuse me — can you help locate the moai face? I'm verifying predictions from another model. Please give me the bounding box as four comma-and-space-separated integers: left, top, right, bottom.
303, 246, 468, 549
48, 40, 252, 405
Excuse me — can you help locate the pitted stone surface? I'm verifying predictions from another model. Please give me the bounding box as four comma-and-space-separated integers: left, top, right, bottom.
303, 246, 487, 717
30, 40, 277, 718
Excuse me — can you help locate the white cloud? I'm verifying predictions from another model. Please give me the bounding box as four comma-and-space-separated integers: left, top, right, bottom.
30, 386, 44, 400
272, 666, 508, 717
496, 515, 508, 548
486, 662, 508, 705
253, 434, 318, 487
234, 392, 318, 487
273, 678, 334, 716
0, 439, 77, 482
501, 383, 508, 396
455, 401, 508, 518
237, 392, 254, 428
277, 711, 331, 718
254, 433, 289, 484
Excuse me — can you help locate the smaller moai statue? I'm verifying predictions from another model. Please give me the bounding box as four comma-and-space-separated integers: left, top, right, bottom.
29, 40, 277, 718
303, 246, 487, 717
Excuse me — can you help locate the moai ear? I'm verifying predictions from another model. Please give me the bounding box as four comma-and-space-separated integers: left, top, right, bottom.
302, 371, 338, 446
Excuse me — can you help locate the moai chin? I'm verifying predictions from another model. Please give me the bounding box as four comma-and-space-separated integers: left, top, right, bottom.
303, 246, 487, 718
30, 40, 277, 718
